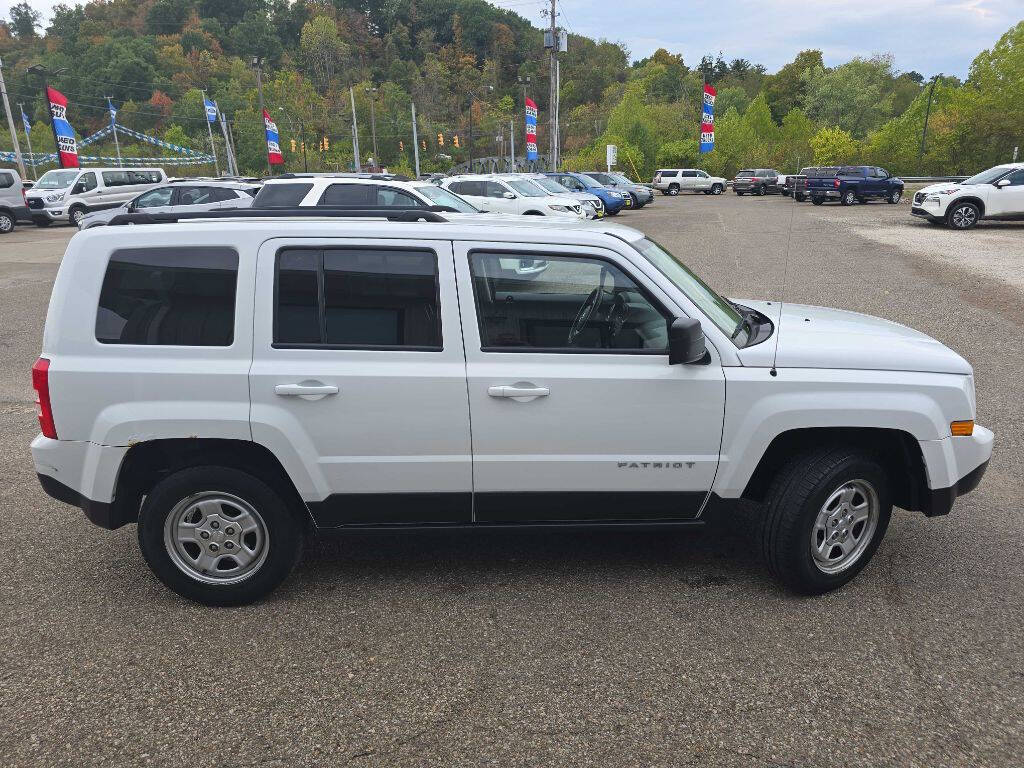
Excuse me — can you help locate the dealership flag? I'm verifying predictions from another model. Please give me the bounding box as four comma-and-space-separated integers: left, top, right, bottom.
107, 97, 117, 126
21, 106, 31, 133
263, 108, 283, 165
46, 86, 79, 168
524, 97, 538, 161
699, 83, 716, 154
204, 97, 218, 123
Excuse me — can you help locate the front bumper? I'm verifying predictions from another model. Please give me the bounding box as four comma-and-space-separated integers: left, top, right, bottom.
29, 206, 66, 222
918, 424, 993, 516
922, 459, 989, 517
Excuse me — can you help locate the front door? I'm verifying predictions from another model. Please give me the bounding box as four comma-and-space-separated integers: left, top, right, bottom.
454, 242, 726, 522
988, 169, 1024, 217
250, 238, 473, 527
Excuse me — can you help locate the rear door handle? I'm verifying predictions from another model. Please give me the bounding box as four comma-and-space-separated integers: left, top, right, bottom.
488, 385, 550, 398
275, 383, 339, 397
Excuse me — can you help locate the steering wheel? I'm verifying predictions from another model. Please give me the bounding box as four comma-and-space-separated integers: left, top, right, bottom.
605, 292, 630, 340
567, 268, 610, 345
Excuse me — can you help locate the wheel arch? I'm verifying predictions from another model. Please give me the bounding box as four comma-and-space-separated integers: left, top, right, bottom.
110, 438, 313, 530
948, 196, 985, 218
741, 427, 928, 512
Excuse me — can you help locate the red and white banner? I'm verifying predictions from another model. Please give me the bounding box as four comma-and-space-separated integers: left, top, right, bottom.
699, 83, 716, 154
524, 97, 538, 161
263, 109, 284, 165
47, 86, 79, 168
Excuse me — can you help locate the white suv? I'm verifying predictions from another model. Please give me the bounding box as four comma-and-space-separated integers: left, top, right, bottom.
32, 211, 992, 604
253, 173, 480, 213
912, 163, 1024, 229
653, 169, 727, 196
440, 174, 586, 217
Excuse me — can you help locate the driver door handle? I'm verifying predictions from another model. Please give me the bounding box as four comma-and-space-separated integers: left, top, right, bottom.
488, 385, 550, 398
275, 383, 339, 396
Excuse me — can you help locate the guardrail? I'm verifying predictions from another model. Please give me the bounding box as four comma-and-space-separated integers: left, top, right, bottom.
900, 176, 969, 183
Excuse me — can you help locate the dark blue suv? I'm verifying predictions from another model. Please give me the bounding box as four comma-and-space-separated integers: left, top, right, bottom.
544, 172, 628, 215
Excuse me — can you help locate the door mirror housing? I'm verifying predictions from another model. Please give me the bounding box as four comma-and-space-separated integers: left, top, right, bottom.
668, 317, 707, 365
72, 183, 86, 194
996, 178, 1011, 188
503, 191, 517, 199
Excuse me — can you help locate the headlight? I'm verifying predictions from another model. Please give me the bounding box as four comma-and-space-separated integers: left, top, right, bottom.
925, 195, 941, 202
45, 193, 64, 203
549, 205, 570, 212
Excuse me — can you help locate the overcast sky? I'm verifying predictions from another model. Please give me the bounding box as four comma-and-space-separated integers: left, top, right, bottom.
4, 0, 1020, 78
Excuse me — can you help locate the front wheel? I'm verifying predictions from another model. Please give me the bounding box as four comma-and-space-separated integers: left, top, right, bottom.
69, 205, 87, 227
711, 184, 723, 195
137, 466, 303, 606
948, 201, 980, 230
760, 448, 891, 594
887, 189, 903, 204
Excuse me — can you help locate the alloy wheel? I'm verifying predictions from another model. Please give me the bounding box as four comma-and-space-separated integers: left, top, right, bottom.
810, 479, 879, 574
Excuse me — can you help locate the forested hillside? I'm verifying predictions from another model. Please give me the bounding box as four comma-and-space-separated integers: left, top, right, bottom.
0, 0, 1021, 178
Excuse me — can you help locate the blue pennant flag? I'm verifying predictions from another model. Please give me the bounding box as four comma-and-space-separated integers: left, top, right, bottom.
204, 98, 218, 123
21, 107, 31, 133
107, 98, 117, 126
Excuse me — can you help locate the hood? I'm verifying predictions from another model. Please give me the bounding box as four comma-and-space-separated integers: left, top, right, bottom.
547, 194, 584, 208
735, 300, 971, 375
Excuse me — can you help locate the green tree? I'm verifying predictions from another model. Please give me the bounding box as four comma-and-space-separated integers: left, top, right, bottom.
810, 126, 859, 165
802, 55, 897, 137
762, 50, 823, 121
8, 1, 40, 38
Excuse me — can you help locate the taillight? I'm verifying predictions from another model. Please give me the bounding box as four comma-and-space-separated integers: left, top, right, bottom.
32, 357, 57, 439
22, 188, 28, 206
834, 178, 841, 188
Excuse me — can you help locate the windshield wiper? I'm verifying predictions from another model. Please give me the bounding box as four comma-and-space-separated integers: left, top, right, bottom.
731, 315, 753, 341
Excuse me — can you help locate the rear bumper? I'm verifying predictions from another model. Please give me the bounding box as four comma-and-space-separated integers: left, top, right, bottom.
31, 434, 130, 528
8, 205, 32, 223
37, 472, 120, 529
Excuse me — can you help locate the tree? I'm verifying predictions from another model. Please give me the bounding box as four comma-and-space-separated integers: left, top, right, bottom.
145, 0, 192, 35
810, 126, 859, 165
762, 50, 823, 122
8, 1, 40, 38
46, 4, 86, 43
300, 15, 348, 91
802, 55, 897, 137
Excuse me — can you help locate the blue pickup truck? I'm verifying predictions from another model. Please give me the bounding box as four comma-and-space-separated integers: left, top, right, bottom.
807, 166, 905, 206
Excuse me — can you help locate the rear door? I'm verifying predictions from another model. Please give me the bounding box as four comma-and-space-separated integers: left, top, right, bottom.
249, 237, 472, 527
454, 241, 726, 522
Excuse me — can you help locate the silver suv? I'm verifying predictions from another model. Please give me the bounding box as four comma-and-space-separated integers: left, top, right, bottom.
0, 168, 30, 234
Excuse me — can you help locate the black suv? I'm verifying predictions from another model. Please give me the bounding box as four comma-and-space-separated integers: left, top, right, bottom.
733, 169, 783, 196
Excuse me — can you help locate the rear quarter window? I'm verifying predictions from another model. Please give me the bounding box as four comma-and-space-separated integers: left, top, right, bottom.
96, 247, 238, 346
253, 183, 314, 207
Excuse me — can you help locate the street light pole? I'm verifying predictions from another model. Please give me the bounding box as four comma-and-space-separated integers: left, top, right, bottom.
252, 56, 270, 175
366, 86, 379, 168
0, 58, 26, 177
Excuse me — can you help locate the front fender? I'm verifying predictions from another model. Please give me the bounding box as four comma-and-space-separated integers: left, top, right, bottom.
714, 367, 974, 498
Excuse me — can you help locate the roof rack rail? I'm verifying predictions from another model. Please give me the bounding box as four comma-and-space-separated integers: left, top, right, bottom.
274, 172, 412, 182
106, 207, 449, 227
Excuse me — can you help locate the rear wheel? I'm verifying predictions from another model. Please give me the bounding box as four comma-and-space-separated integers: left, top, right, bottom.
841, 189, 857, 206
34, 219, 51, 227
668, 184, 680, 196
811, 197, 824, 206
948, 201, 980, 230
758, 184, 767, 196
795, 193, 805, 202
760, 447, 891, 594
0, 212, 13, 234
137, 466, 303, 606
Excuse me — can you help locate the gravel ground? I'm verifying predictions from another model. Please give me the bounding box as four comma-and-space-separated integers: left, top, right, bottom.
0, 198, 1021, 767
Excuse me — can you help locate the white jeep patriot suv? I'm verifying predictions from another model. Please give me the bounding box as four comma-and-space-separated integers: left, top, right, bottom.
31, 209, 992, 605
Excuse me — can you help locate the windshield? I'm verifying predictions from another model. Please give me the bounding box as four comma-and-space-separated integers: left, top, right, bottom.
588, 173, 615, 185
35, 170, 79, 189
416, 184, 479, 212
610, 173, 634, 185
631, 237, 747, 344
574, 174, 602, 187
506, 179, 546, 197
962, 166, 1012, 185
530, 177, 571, 194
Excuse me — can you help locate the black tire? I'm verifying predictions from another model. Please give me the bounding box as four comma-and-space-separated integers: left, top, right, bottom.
0, 211, 13, 234
760, 447, 892, 594
668, 184, 680, 196
34, 219, 52, 227
947, 201, 980, 230
629, 193, 639, 207
711, 184, 723, 195
841, 189, 857, 206
702, 190, 711, 195
758, 184, 767, 196
887, 189, 902, 204
811, 197, 824, 206
735, 190, 745, 196
795, 194, 805, 202
137, 466, 304, 606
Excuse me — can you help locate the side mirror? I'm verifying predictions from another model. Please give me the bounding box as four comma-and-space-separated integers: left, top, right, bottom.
996, 178, 1011, 188
668, 317, 707, 365
503, 191, 517, 199
72, 184, 86, 194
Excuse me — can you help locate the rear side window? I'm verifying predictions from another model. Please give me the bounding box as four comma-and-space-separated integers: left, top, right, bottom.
101, 171, 130, 187
318, 184, 374, 206
128, 170, 160, 184
96, 248, 238, 346
253, 183, 313, 207
274, 248, 441, 350
0, 172, 13, 189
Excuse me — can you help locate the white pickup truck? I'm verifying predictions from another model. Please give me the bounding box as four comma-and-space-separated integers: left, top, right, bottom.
31, 209, 992, 604
912, 163, 1024, 229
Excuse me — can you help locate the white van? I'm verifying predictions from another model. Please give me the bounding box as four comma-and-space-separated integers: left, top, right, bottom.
26, 167, 167, 227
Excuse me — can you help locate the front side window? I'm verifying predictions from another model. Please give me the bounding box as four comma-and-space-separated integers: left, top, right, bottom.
376, 187, 423, 207
484, 181, 510, 198
177, 186, 214, 206
470, 252, 672, 352
415, 184, 479, 212
96, 248, 238, 346
274, 248, 441, 349
134, 187, 173, 208
78, 172, 98, 192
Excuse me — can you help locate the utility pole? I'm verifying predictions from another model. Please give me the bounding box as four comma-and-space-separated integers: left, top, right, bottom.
18, 102, 36, 180
509, 118, 515, 170
105, 97, 123, 167
201, 90, 220, 176
0, 58, 26, 177
349, 86, 361, 172
366, 86, 379, 168
918, 73, 940, 173
548, 0, 557, 171
252, 56, 270, 174
218, 111, 237, 176
411, 102, 421, 179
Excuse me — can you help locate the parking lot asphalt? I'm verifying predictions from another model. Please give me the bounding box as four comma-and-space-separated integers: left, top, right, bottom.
1, 197, 1021, 767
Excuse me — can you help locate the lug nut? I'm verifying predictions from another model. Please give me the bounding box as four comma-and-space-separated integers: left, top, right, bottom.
200, 531, 210, 540
209, 543, 219, 552
225, 541, 234, 549
225, 527, 234, 535
211, 521, 220, 530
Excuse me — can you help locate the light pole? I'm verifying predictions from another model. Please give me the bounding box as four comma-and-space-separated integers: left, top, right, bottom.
0, 58, 25, 177
251, 56, 270, 174
918, 73, 941, 173
365, 86, 378, 169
